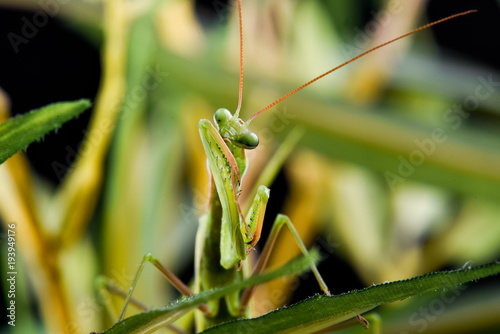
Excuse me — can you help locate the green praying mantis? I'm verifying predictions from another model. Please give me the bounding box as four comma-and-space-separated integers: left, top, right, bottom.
97, 2, 476, 333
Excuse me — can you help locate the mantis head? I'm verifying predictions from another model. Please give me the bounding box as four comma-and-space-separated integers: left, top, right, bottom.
214, 108, 259, 150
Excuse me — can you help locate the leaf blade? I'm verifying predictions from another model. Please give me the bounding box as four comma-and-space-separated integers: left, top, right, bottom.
202, 261, 500, 334
0, 99, 91, 165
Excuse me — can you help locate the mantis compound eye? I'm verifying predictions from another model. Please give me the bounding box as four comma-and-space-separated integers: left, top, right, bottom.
237, 131, 259, 149
214, 108, 232, 125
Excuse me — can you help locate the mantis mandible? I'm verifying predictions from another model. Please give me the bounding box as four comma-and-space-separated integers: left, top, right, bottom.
98, 2, 476, 333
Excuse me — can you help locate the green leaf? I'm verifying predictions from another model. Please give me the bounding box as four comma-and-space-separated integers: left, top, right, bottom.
0, 99, 91, 165
202, 261, 500, 334
101, 250, 321, 334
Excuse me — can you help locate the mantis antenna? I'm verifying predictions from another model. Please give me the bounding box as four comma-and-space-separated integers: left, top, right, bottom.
246, 9, 477, 123
234, 0, 244, 118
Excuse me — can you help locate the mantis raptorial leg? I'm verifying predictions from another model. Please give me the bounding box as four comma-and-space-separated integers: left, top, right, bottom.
96, 1, 476, 332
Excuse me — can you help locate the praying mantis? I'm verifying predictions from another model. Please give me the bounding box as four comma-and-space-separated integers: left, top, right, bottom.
97, 2, 476, 333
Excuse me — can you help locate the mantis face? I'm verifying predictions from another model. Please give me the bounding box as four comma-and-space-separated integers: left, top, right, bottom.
214, 108, 259, 150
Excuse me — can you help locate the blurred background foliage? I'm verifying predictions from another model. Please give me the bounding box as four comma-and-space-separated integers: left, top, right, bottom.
0, 0, 499, 333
